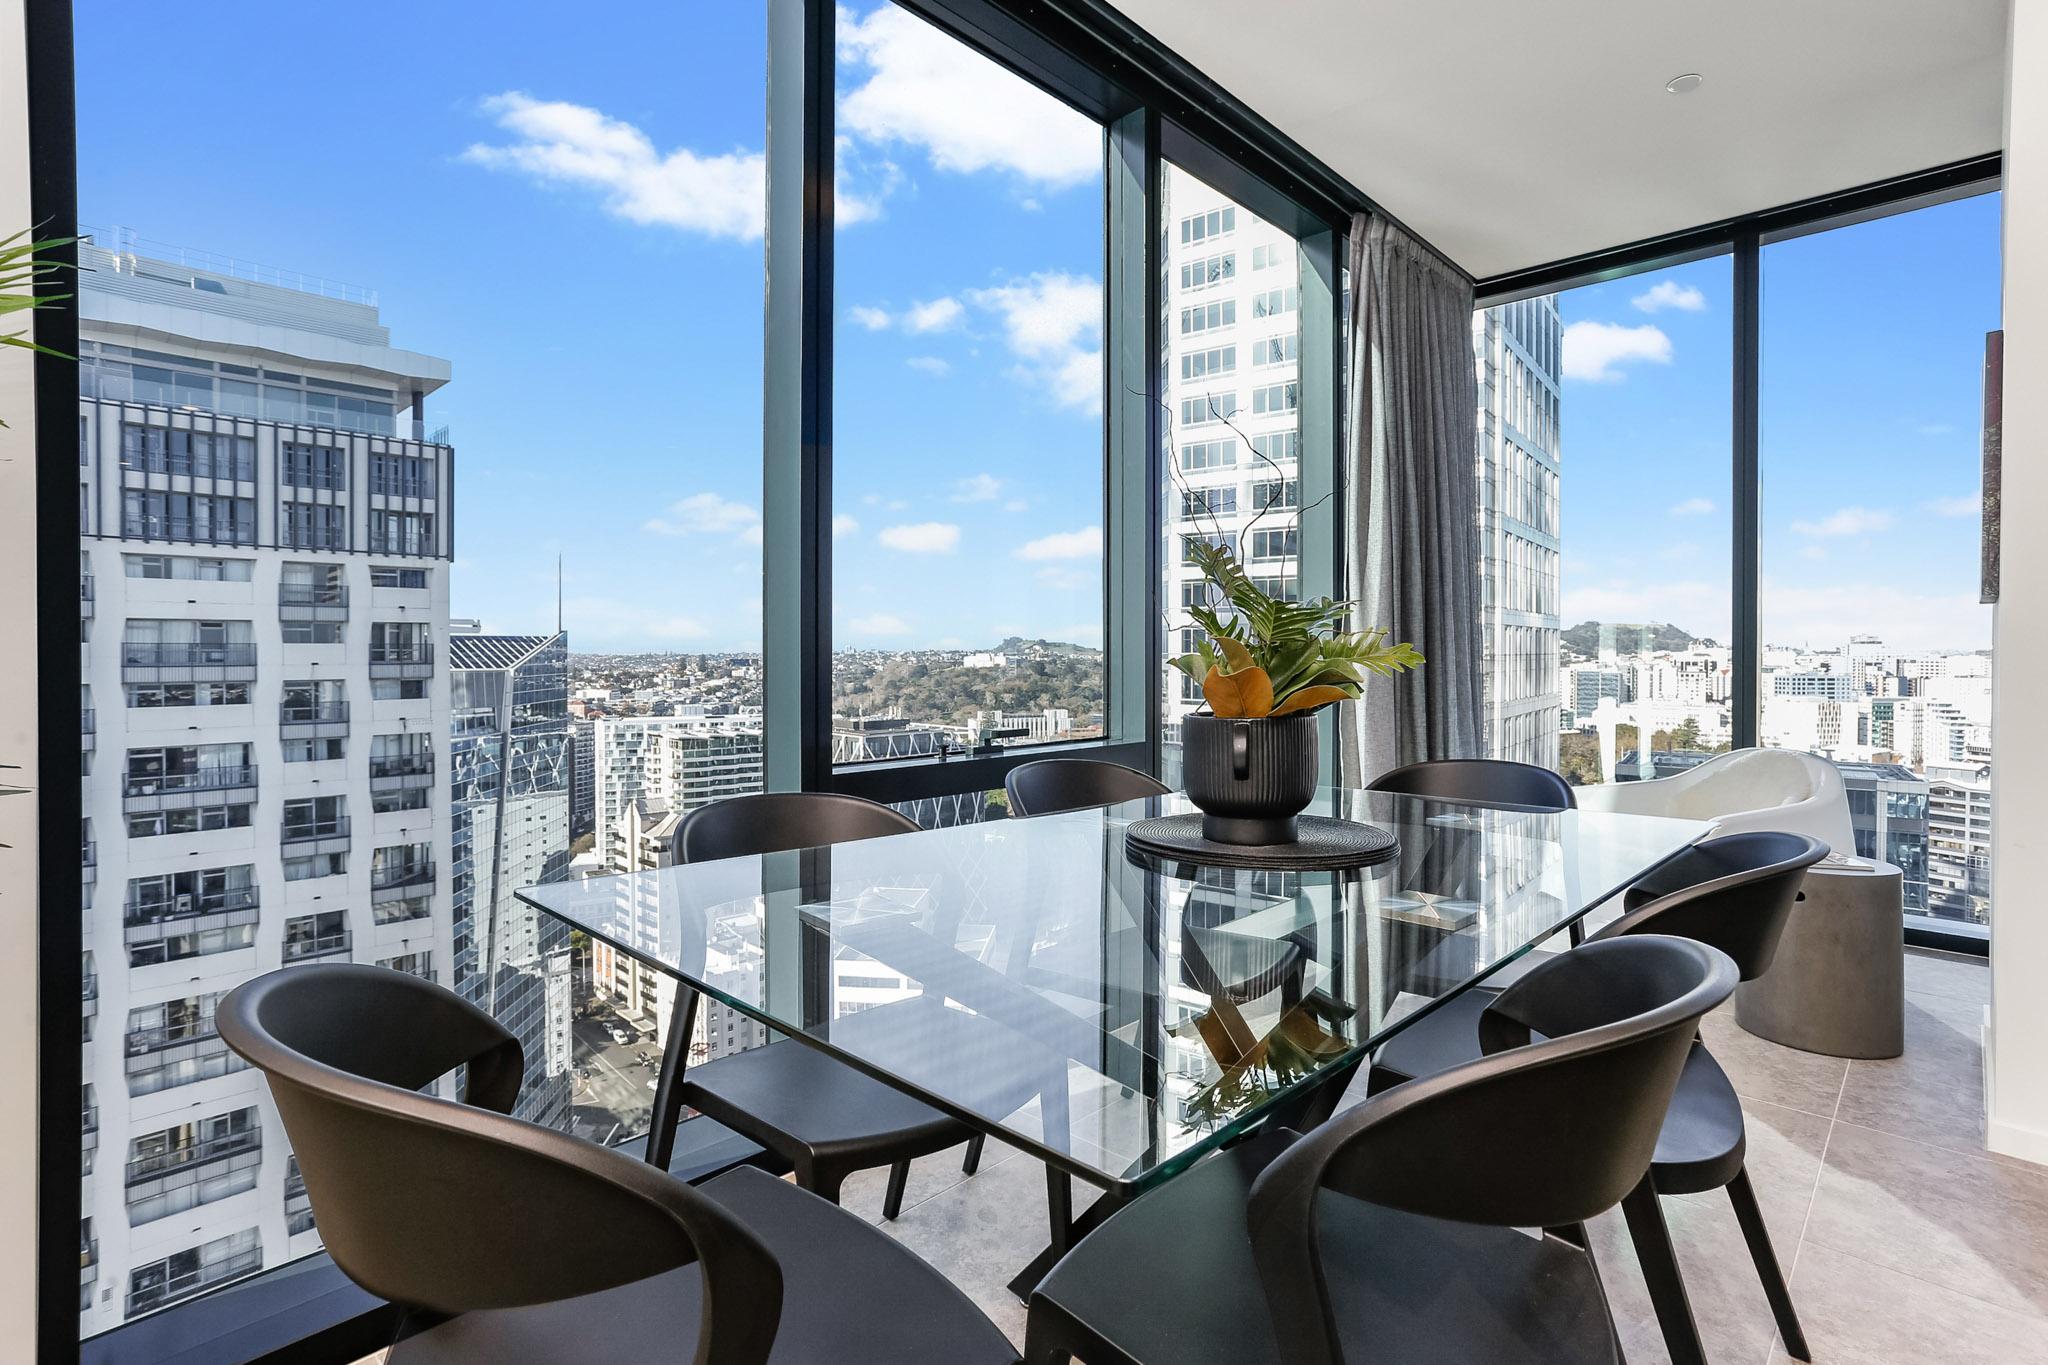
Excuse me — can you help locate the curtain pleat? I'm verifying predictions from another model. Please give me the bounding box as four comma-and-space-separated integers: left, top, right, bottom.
1340, 214, 1482, 785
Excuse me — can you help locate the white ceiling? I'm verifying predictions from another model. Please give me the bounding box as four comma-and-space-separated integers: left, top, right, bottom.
1111, 0, 2009, 279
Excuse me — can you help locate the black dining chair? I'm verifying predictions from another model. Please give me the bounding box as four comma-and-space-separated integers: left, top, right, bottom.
668, 791, 985, 1219
1368, 756, 1578, 810
1367, 829, 1828, 1365
1022, 934, 1740, 1365
217, 965, 1020, 1365
1005, 758, 1171, 817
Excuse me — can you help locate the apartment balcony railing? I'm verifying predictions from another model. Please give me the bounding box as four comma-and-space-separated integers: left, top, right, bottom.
369, 753, 435, 792
79, 573, 94, 619
122, 765, 258, 814
279, 816, 350, 853
279, 700, 349, 738
124, 1243, 263, 1318
83, 968, 96, 1002
124, 1127, 261, 1187
282, 929, 352, 964
120, 641, 257, 684
82, 841, 96, 885
82, 1105, 97, 1154
367, 641, 433, 680
370, 862, 434, 902
81, 707, 95, 753
118, 518, 258, 549
124, 1018, 222, 1058
122, 890, 261, 956
282, 468, 347, 492
277, 582, 350, 624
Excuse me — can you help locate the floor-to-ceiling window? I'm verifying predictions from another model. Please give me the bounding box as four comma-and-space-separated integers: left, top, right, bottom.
1760, 193, 2002, 929
1158, 165, 1307, 746
831, 3, 1107, 801
74, 0, 766, 1336
1475, 258, 1734, 787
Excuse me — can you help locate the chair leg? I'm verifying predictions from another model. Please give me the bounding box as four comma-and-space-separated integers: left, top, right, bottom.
1023, 1314, 1072, 1365
1620, 1175, 1709, 1365
881, 1158, 912, 1221
1727, 1166, 1810, 1360
963, 1132, 986, 1175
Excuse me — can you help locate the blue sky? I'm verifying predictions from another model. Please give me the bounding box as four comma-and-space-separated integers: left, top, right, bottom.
78, 3, 1999, 656
1557, 193, 2001, 655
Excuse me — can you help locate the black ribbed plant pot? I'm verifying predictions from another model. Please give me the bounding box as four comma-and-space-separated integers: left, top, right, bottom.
1181, 712, 1319, 845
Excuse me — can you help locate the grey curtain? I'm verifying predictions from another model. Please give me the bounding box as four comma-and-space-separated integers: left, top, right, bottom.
1339, 213, 1483, 785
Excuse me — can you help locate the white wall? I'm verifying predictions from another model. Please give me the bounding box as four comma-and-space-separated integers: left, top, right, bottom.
0, 0, 43, 1344
1988, 0, 2048, 1167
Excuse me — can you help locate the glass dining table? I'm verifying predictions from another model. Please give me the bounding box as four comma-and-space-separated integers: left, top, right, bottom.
516, 786, 1709, 1295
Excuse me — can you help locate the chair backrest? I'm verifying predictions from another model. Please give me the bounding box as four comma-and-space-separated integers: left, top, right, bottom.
1245, 936, 1737, 1365
217, 966, 783, 1365
673, 791, 919, 863
1367, 758, 1577, 811
1004, 758, 1171, 817
1594, 829, 1826, 980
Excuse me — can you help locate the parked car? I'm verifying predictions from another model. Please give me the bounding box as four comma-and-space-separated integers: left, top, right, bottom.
607, 1023, 635, 1046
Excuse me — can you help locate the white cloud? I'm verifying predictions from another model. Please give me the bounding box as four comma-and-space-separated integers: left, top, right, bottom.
1799, 546, 1827, 562
832, 134, 896, 226
643, 492, 762, 538
906, 355, 950, 376
1562, 321, 1672, 381
1016, 526, 1101, 561
1927, 494, 1981, 518
848, 305, 893, 330
832, 514, 860, 538
1790, 506, 1896, 537
1035, 565, 1095, 591
1658, 542, 1700, 563
1669, 497, 1715, 517
968, 272, 1103, 413
837, 5, 1102, 189
464, 93, 765, 239
1631, 280, 1707, 313
879, 521, 960, 552
951, 473, 1002, 502
904, 297, 963, 333
848, 611, 913, 636
1760, 579, 1990, 654
1004, 499, 1030, 512
887, 499, 909, 510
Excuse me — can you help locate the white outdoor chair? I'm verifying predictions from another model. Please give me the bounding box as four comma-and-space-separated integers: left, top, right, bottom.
1573, 747, 1856, 853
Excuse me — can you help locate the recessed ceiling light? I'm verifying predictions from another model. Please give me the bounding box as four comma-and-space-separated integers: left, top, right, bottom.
1666, 73, 1704, 94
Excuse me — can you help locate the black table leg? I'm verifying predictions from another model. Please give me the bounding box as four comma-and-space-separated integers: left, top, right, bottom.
1005, 1176, 1131, 1303
644, 983, 701, 1171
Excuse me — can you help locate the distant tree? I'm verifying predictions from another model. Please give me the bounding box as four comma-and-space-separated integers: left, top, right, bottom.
1558, 732, 1603, 786
1650, 729, 1674, 753
1671, 716, 1704, 751
1615, 724, 1639, 761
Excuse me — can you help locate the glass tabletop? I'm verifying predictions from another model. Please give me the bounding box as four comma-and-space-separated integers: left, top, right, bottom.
515, 788, 1709, 1195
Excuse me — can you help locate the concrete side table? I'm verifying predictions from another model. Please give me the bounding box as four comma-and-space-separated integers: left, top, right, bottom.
1735, 858, 1904, 1058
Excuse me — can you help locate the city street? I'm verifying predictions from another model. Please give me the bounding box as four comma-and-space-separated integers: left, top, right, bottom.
566, 1012, 659, 1147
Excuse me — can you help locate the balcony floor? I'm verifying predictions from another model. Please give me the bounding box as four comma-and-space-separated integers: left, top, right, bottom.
356, 948, 2033, 1363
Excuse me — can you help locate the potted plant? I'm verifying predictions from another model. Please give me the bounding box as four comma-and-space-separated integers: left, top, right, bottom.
1169, 540, 1423, 845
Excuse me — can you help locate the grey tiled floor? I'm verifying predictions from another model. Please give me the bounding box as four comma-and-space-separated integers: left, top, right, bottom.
837, 947, 2045, 1363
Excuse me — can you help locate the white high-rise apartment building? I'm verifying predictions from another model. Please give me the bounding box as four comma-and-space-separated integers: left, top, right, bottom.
1474, 297, 1563, 770
1160, 167, 1305, 729
591, 716, 765, 870
76, 232, 453, 1332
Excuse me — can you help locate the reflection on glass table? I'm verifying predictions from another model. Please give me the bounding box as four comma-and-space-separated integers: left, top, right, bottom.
517, 788, 1708, 1198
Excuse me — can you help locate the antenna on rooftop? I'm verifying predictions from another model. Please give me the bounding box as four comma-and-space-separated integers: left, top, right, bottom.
557, 555, 563, 636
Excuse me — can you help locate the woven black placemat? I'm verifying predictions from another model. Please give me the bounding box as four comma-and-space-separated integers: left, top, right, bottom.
1125, 813, 1399, 871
